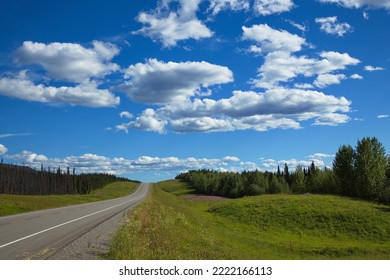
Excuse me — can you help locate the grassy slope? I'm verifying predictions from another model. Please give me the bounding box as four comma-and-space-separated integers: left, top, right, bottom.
106, 180, 390, 260
0, 181, 139, 217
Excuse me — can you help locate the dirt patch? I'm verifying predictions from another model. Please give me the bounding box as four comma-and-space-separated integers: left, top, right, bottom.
183, 195, 229, 201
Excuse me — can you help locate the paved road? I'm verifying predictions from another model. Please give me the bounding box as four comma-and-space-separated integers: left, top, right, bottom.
0, 182, 150, 259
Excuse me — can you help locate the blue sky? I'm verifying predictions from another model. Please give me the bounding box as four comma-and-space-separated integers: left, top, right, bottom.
0, 0, 389, 182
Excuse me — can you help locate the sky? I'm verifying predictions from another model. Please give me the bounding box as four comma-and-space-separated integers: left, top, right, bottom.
0, 0, 389, 182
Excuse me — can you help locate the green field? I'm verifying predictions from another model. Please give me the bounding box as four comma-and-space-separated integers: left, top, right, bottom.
106, 180, 390, 259
0, 181, 139, 217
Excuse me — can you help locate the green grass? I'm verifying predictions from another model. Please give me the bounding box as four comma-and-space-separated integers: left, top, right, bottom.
0, 181, 139, 217
106, 180, 390, 259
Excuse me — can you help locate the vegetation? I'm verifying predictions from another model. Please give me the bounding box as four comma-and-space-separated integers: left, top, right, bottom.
177, 137, 390, 204
0, 181, 139, 216
0, 162, 139, 195
106, 180, 390, 259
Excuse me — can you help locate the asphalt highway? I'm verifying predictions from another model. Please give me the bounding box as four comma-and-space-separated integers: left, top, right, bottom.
0, 182, 150, 259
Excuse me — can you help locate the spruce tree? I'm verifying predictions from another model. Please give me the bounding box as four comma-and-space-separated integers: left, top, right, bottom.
333, 144, 355, 196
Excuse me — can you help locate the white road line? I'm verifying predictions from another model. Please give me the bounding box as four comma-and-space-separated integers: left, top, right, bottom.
0, 196, 140, 249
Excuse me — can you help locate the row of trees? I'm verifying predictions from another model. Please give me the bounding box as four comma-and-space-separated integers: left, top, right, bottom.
177, 137, 390, 203
333, 137, 390, 202
0, 163, 139, 195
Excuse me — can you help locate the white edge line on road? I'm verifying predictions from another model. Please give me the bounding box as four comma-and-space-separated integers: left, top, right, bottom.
0, 197, 140, 249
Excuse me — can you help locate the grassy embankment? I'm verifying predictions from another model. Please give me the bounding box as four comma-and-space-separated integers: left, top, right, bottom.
0, 181, 139, 217
106, 180, 390, 259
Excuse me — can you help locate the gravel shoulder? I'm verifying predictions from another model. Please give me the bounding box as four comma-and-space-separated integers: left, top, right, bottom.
47, 202, 138, 260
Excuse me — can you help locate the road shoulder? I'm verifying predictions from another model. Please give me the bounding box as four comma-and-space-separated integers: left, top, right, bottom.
47, 203, 136, 260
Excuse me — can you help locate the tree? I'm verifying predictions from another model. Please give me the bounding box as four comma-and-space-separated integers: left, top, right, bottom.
284, 163, 290, 186
306, 161, 321, 193
291, 165, 306, 193
333, 145, 355, 196
354, 137, 388, 200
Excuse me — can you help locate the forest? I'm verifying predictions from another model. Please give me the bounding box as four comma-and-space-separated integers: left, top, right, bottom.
177, 137, 390, 204
0, 163, 139, 195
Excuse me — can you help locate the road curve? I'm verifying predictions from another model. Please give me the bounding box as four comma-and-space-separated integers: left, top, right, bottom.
0, 182, 150, 260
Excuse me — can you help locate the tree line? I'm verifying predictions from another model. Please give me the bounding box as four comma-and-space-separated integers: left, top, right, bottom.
0, 163, 139, 195
177, 137, 390, 204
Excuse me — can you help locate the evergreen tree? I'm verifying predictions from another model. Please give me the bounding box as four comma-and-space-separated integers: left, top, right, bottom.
284, 163, 290, 186
333, 144, 355, 196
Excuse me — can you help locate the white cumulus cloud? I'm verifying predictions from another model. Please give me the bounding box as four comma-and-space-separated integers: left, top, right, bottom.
313, 113, 350, 126
119, 111, 133, 119
0, 72, 119, 107
15, 41, 120, 83
208, 0, 250, 15
242, 24, 306, 54
260, 155, 333, 171
134, 0, 213, 47
0, 144, 8, 155
119, 59, 233, 104
253, 51, 360, 89
116, 108, 167, 134
242, 24, 360, 89
254, 0, 295, 15
315, 16, 353, 37
116, 86, 352, 133
364, 65, 385, 71
350, 74, 363, 79
314, 73, 347, 88
377, 114, 389, 119
4, 150, 255, 175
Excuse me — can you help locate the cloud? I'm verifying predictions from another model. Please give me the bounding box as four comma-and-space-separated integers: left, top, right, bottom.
119, 111, 133, 119
15, 41, 120, 83
307, 153, 335, 160
5, 150, 257, 175
119, 59, 233, 104
134, 0, 213, 47
312, 113, 350, 126
0, 72, 120, 107
208, 0, 250, 15
0, 133, 34, 139
350, 73, 363, 79
315, 16, 353, 37
242, 24, 360, 89
253, 51, 360, 89
1, 41, 122, 107
364, 65, 385, 71
117, 87, 352, 133
116, 108, 167, 134
242, 24, 306, 54
260, 157, 330, 171
294, 83, 315, 89
287, 20, 307, 32
254, 0, 295, 15
314, 73, 347, 88
377, 114, 389, 119
6, 150, 48, 164
0, 144, 8, 155
171, 117, 235, 132
261, 153, 336, 171
223, 156, 241, 162
318, 0, 390, 11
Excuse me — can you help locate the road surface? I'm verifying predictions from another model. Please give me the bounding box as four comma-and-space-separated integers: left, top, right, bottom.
0, 182, 150, 259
